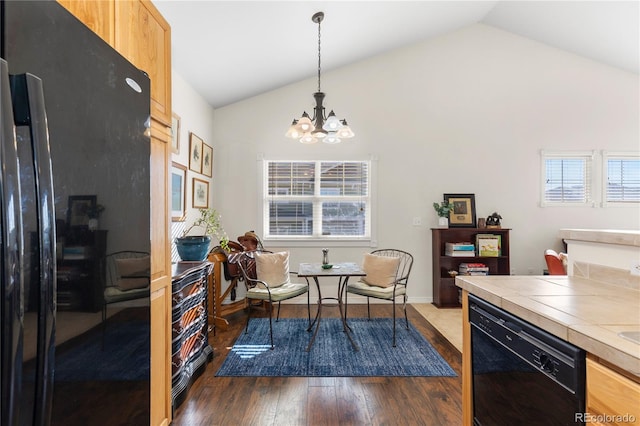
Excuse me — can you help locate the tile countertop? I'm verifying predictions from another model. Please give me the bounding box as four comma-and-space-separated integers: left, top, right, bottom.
455, 275, 640, 378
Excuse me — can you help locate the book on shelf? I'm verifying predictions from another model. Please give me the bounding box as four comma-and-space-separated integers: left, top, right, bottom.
475, 234, 501, 257
459, 262, 489, 275
445, 242, 476, 257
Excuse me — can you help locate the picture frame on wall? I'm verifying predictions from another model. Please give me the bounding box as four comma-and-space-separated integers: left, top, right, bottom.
171, 162, 187, 221
67, 195, 96, 228
192, 177, 209, 208
171, 113, 181, 154
444, 193, 476, 228
189, 132, 203, 174
202, 143, 213, 177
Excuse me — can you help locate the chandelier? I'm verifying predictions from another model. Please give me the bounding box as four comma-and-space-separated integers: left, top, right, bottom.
285, 12, 354, 144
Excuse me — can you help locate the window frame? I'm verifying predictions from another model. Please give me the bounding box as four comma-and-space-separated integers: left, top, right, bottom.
602, 151, 640, 207
261, 158, 376, 247
540, 150, 596, 207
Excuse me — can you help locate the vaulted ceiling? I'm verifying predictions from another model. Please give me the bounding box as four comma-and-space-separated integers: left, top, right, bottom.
153, 1, 639, 109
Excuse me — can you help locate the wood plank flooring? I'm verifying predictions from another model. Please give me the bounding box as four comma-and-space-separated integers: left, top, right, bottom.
171, 304, 462, 426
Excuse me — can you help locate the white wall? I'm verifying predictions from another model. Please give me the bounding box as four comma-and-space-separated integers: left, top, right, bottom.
176, 24, 639, 303
170, 72, 217, 262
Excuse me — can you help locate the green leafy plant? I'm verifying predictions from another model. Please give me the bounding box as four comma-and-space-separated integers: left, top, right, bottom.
86, 204, 105, 219
181, 208, 229, 251
433, 201, 453, 218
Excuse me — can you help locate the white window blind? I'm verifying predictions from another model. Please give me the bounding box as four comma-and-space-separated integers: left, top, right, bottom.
265, 160, 370, 240
541, 151, 594, 206
605, 153, 640, 203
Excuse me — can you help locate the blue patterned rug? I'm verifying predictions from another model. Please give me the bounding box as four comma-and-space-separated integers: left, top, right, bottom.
216, 318, 456, 377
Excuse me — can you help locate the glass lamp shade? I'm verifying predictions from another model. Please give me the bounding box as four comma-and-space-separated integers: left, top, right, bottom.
322, 111, 342, 132
300, 133, 318, 144
337, 120, 354, 138
323, 132, 341, 144
285, 120, 301, 139
311, 127, 327, 139
296, 115, 313, 133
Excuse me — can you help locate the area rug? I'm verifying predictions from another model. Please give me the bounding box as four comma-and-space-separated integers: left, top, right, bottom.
54, 321, 150, 381
216, 318, 456, 377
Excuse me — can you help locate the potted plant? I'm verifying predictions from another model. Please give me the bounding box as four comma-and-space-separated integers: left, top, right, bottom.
86, 204, 105, 231
176, 208, 230, 261
433, 201, 453, 228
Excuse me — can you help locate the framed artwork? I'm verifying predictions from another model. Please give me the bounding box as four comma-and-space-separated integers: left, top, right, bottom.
192, 177, 209, 208
189, 132, 203, 173
171, 162, 187, 221
67, 195, 96, 228
171, 113, 181, 154
202, 143, 213, 177
444, 193, 476, 228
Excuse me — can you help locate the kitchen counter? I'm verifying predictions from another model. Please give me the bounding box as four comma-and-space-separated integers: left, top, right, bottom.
456, 275, 640, 378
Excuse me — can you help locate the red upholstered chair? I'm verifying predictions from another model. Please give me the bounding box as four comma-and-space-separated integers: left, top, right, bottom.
545, 249, 567, 275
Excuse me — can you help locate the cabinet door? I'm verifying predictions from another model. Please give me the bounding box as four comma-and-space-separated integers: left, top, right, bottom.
57, 0, 115, 46
115, 0, 172, 126
586, 358, 640, 425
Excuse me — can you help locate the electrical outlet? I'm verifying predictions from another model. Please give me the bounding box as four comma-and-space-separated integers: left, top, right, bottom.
510, 268, 516, 275
631, 261, 640, 276
412, 217, 422, 226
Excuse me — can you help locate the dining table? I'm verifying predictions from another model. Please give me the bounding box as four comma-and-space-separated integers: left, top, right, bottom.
297, 262, 366, 351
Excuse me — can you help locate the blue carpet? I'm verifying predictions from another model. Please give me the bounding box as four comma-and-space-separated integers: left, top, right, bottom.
216, 318, 456, 377
54, 321, 150, 381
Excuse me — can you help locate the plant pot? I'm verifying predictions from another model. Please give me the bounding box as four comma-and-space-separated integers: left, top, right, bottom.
438, 217, 449, 228
175, 236, 212, 261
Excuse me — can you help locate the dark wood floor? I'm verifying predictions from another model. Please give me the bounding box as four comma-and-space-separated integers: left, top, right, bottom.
171, 304, 463, 426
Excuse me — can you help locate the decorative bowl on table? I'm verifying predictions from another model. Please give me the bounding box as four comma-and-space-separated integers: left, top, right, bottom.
322, 264, 333, 269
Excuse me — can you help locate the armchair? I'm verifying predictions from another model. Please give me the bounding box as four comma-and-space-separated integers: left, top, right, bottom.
345, 249, 414, 347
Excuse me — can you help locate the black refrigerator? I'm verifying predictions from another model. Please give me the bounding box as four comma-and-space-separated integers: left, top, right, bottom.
1, 1, 151, 425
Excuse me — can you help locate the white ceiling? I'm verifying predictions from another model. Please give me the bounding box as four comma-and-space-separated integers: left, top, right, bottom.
153, 1, 639, 109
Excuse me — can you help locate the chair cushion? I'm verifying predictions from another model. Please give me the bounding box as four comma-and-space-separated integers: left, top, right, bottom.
255, 251, 290, 288
347, 280, 406, 299
362, 253, 400, 287
246, 281, 307, 302
115, 256, 150, 290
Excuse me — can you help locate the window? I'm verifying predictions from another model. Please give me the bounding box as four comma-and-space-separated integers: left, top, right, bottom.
541, 151, 594, 206
264, 160, 371, 241
604, 152, 640, 204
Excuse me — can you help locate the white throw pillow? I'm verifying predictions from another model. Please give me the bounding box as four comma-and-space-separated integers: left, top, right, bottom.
255, 251, 290, 288
362, 253, 400, 288
114, 256, 150, 290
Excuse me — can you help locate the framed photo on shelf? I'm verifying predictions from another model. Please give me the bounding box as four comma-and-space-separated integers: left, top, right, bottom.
202, 143, 213, 177
171, 113, 181, 154
444, 193, 476, 228
189, 132, 203, 174
171, 162, 187, 222
192, 177, 209, 208
67, 195, 96, 228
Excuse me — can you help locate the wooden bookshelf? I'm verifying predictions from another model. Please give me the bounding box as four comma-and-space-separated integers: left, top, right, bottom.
431, 228, 511, 307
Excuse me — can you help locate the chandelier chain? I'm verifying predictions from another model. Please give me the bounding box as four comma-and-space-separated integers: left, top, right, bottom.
317, 17, 322, 93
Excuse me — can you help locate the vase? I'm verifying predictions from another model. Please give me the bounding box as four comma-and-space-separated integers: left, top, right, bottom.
88, 218, 98, 231
438, 217, 449, 228
175, 236, 212, 261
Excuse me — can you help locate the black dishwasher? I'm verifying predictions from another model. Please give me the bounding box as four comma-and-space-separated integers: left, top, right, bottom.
469, 294, 586, 426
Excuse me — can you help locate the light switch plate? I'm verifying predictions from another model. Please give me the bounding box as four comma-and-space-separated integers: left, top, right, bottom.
631, 261, 640, 276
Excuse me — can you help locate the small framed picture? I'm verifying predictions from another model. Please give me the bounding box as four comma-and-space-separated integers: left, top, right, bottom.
171, 162, 187, 222
67, 195, 96, 228
189, 132, 203, 174
202, 143, 213, 177
444, 193, 476, 228
171, 113, 181, 154
192, 177, 209, 208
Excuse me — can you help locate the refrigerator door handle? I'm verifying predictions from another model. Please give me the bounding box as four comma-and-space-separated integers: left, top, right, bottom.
0, 59, 25, 426
10, 72, 56, 426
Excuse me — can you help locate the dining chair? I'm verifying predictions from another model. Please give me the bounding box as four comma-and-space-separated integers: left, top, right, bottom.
545, 249, 567, 275
345, 249, 414, 347
232, 250, 310, 349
